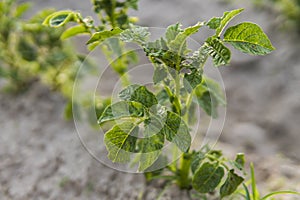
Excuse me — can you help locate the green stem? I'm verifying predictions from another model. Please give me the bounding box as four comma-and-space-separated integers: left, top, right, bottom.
177, 152, 192, 189
206, 154, 229, 170
172, 65, 193, 189
174, 72, 182, 115
175, 72, 181, 100
164, 85, 181, 114
108, 1, 117, 28
183, 91, 194, 122
250, 163, 258, 200
120, 73, 130, 86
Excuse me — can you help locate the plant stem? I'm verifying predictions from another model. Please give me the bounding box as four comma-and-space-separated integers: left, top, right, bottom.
206, 154, 229, 170
120, 73, 130, 86
172, 66, 193, 189
250, 163, 259, 200
175, 72, 181, 98
174, 72, 182, 115
178, 152, 192, 189
184, 91, 194, 122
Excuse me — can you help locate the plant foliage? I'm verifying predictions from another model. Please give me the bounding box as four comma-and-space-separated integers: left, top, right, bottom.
0, 0, 94, 120
41, 2, 294, 199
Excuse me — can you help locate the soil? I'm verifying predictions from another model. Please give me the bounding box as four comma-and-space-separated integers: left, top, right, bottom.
1, 0, 300, 199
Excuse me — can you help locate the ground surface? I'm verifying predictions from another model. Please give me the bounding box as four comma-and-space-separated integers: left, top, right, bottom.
1, 0, 300, 199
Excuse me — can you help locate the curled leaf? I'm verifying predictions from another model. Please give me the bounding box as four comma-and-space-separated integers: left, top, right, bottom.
43, 10, 75, 27
206, 8, 244, 36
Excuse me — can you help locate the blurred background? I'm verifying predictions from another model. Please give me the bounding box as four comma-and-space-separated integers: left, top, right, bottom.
1, 0, 300, 199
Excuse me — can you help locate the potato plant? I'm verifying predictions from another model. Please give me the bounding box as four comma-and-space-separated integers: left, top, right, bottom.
0, 0, 93, 121
97, 9, 275, 197
43, 0, 139, 86
0, 0, 80, 93
42, 0, 139, 121
43, 1, 300, 199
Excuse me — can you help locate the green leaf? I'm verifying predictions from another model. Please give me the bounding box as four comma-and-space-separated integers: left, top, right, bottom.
89, 97, 111, 126
144, 37, 181, 70
194, 46, 209, 68
202, 76, 226, 106
139, 151, 162, 172
87, 28, 123, 44
120, 24, 150, 45
192, 162, 225, 193
234, 153, 245, 170
153, 65, 168, 84
207, 9, 244, 36
98, 101, 145, 124
15, 2, 31, 18
260, 191, 300, 200
119, 84, 140, 99
165, 23, 181, 43
220, 169, 244, 198
224, 22, 275, 55
119, 84, 158, 108
93, 0, 110, 14
43, 10, 74, 27
138, 118, 165, 171
104, 122, 138, 163
195, 76, 227, 117
126, 50, 139, 64
169, 22, 203, 55
88, 41, 100, 51
144, 38, 165, 58
126, 0, 139, 10
191, 151, 205, 174
156, 89, 169, 104
208, 150, 223, 158
106, 37, 123, 57
206, 17, 222, 30
243, 184, 251, 200
17, 38, 37, 62
61, 25, 89, 40
250, 163, 260, 200
204, 37, 231, 67
183, 68, 203, 92
195, 89, 218, 118
119, 84, 142, 101
160, 111, 191, 152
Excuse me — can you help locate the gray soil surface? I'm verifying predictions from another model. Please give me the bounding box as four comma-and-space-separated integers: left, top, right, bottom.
1, 0, 300, 199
